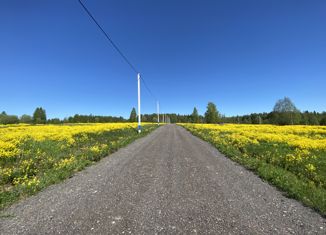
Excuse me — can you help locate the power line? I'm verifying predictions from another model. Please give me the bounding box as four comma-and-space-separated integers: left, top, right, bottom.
78, 0, 138, 74
140, 76, 157, 100
78, 0, 159, 105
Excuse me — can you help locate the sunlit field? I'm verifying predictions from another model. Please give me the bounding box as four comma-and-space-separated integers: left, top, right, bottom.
180, 123, 326, 214
0, 123, 157, 209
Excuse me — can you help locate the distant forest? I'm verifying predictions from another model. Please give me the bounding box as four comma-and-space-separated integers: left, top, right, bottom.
1, 97, 326, 125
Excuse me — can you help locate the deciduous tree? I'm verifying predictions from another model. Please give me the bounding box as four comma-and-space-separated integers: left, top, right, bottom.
272, 97, 300, 125
20, 114, 32, 124
33, 107, 47, 124
204, 102, 220, 123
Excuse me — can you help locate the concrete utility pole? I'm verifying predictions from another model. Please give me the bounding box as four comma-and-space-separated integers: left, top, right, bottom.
137, 73, 141, 133
157, 101, 160, 125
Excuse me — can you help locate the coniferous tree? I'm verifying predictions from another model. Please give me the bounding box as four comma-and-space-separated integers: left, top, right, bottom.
129, 107, 137, 122
191, 107, 200, 123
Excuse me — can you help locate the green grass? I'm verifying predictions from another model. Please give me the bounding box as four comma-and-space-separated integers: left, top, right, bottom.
0, 124, 158, 211
181, 125, 326, 216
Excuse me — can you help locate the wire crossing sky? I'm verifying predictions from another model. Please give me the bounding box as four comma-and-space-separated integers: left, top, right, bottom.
78, 0, 139, 74
78, 0, 157, 106
0, 0, 325, 119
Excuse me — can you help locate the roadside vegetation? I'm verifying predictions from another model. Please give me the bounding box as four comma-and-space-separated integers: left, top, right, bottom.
180, 123, 326, 215
0, 123, 157, 210
1, 96, 325, 212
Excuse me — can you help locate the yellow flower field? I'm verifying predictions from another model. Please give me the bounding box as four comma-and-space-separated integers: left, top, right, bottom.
180, 124, 326, 180
180, 123, 326, 213
0, 123, 156, 209
182, 123, 326, 149
0, 123, 143, 159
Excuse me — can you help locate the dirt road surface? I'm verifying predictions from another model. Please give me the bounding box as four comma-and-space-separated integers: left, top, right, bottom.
1, 124, 325, 234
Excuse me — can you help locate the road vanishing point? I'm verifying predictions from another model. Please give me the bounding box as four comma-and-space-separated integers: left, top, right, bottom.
1, 124, 325, 234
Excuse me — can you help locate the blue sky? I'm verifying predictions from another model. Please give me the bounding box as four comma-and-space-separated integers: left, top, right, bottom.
1, 0, 325, 119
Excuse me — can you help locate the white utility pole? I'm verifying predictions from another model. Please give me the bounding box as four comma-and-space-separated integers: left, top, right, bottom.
137, 73, 141, 133
157, 101, 160, 125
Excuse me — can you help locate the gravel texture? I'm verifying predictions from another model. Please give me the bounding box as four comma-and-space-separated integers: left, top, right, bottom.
0, 124, 325, 234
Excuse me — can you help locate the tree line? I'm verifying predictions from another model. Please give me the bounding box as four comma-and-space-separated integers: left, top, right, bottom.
0, 108, 124, 125
153, 98, 326, 125
1, 97, 325, 125
221, 97, 326, 125
0, 108, 47, 125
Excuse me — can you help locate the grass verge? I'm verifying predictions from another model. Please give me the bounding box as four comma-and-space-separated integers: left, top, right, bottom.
181, 125, 326, 216
0, 124, 158, 211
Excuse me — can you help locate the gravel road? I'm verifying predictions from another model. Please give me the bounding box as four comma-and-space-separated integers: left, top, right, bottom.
1, 124, 325, 234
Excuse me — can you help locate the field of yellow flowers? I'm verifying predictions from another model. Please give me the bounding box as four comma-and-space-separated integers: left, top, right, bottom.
180, 123, 326, 215
0, 123, 157, 210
